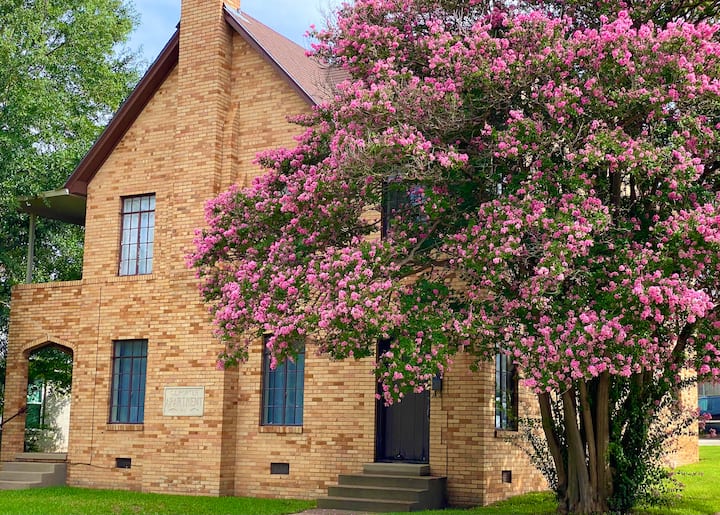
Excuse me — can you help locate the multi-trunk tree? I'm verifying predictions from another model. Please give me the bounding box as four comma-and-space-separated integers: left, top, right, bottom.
191, 0, 720, 512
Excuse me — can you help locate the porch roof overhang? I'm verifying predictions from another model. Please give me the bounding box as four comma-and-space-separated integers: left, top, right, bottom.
18, 189, 87, 226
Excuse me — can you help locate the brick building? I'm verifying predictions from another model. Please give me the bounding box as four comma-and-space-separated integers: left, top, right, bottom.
2, 0, 563, 508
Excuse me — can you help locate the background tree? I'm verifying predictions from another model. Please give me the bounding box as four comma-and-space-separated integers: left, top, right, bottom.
0, 0, 140, 356
191, 0, 720, 512
27, 347, 73, 398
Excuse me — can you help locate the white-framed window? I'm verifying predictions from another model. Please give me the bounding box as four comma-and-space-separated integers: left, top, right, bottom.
119, 194, 155, 276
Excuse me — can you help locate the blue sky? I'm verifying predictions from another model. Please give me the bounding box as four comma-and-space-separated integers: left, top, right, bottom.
127, 1, 339, 66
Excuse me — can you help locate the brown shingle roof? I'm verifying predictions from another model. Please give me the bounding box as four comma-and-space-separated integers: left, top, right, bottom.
63, 4, 345, 197
224, 7, 344, 105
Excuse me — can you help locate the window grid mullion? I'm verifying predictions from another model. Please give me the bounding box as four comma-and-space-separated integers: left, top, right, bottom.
110, 340, 147, 424
261, 340, 304, 426
119, 195, 155, 276
281, 360, 289, 425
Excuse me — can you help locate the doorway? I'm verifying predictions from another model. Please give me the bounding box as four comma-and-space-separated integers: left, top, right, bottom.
375, 340, 430, 463
25, 345, 73, 453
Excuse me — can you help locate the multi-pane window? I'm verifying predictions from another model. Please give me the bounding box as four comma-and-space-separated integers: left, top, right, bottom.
110, 339, 147, 424
495, 353, 518, 430
381, 181, 426, 237
119, 194, 155, 276
25, 381, 45, 429
261, 337, 305, 426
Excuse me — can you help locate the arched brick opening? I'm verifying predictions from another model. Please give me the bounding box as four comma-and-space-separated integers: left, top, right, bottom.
24, 342, 74, 453
1, 338, 74, 459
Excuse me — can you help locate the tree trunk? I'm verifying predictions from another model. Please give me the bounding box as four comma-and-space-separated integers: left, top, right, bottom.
595, 373, 612, 502
538, 392, 567, 499
562, 389, 597, 513
538, 383, 613, 514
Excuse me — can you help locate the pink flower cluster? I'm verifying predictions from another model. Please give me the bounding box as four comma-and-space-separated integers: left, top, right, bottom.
191, 0, 720, 400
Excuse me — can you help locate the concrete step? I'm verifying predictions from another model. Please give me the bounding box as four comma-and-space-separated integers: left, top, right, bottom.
363, 463, 430, 476
0, 470, 53, 482
15, 453, 67, 463
0, 460, 67, 489
0, 480, 43, 490
319, 464, 447, 512
328, 484, 426, 502
2, 462, 58, 473
339, 473, 443, 489
317, 496, 417, 512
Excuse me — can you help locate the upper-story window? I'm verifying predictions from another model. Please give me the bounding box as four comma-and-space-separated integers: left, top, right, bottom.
381, 181, 426, 238
119, 194, 155, 276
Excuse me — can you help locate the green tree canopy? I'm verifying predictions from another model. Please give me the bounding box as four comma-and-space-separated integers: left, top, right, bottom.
28, 346, 73, 396
0, 0, 140, 354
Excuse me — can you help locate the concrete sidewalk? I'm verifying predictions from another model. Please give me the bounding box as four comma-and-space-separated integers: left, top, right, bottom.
700, 438, 720, 445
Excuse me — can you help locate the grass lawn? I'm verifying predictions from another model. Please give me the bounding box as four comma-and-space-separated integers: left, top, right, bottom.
0, 446, 718, 515
404, 445, 720, 515
0, 487, 315, 515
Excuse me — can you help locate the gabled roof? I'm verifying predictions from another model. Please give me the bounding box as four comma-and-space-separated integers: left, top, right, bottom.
63, 31, 180, 197
224, 7, 341, 106
61, 5, 343, 199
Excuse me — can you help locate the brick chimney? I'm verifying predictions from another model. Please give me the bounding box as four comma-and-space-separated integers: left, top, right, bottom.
172, 0, 239, 233
176, 0, 240, 202
166, 0, 242, 497
168, 0, 241, 315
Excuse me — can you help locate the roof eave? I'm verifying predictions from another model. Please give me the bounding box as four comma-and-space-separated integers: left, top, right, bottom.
64, 30, 181, 196
18, 189, 87, 226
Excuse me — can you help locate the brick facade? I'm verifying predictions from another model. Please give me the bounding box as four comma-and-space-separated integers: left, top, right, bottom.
1, 0, 695, 507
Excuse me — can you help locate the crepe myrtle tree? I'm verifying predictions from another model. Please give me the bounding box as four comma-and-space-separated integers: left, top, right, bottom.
190, 0, 720, 512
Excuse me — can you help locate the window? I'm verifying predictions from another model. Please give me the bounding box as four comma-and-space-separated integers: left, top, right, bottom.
381, 180, 426, 237
25, 381, 45, 429
119, 194, 155, 276
261, 337, 305, 426
110, 339, 147, 424
495, 353, 518, 430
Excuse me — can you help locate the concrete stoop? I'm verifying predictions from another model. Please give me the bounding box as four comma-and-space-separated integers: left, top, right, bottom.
317, 463, 447, 512
0, 453, 67, 490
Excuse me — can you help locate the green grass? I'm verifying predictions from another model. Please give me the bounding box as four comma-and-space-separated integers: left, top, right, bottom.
1, 447, 718, 515
406, 446, 720, 515
634, 445, 720, 515
0, 487, 315, 515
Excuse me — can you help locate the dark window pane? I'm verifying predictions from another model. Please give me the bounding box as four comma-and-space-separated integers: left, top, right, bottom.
495, 353, 518, 430
381, 181, 427, 238
261, 338, 305, 426
110, 340, 148, 424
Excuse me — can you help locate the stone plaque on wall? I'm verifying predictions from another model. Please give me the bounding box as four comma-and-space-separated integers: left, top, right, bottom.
163, 386, 205, 416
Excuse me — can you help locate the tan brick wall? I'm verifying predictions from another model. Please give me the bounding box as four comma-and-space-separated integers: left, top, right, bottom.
428, 354, 547, 506
3, 0, 319, 497
2, 282, 84, 463
231, 344, 376, 499
663, 381, 699, 468
81, 67, 178, 280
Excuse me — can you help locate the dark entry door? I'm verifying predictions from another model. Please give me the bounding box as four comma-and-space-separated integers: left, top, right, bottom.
376, 389, 430, 462
375, 339, 430, 463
